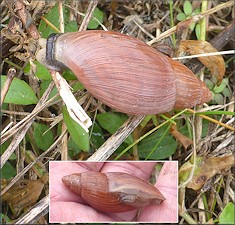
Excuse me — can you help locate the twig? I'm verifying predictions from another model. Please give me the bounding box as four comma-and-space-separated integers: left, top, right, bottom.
1, 109, 57, 122
1, 91, 59, 143
14, 195, 49, 224
0, 82, 54, 169
178, 204, 199, 224
87, 115, 145, 161
61, 122, 68, 160
58, 0, 64, 33
1, 68, 16, 106
40, 16, 60, 33
64, 4, 108, 31
187, 108, 235, 131
200, 0, 208, 41
1, 129, 67, 196
196, 0, 207, 148
179, 113, 197, 189
133, 20, 155, 39
79, 0, 99, 31
49, 70, 92, 132
172, 50, 235, 60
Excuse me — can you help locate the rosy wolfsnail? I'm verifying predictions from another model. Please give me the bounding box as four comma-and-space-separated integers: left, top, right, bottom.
62, 171, 166, 213
36, 30, 212, 115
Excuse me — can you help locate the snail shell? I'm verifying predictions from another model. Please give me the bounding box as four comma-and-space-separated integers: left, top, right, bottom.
62, 171, 166, 213
37, 30, 212, 115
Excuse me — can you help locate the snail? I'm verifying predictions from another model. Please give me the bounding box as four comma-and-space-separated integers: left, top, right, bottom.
36, 30, 212, 115
62, 171, 166, 213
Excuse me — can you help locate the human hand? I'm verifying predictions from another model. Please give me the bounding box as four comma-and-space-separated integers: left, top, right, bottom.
49, 161, 177, 222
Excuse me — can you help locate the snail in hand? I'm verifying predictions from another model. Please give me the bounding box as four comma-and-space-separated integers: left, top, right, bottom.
36, 30, 212, 115
62, 171, 166, 213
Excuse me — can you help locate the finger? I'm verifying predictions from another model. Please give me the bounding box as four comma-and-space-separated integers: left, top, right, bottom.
100, 161, 157, 221
156, 161, 178, 197
76, 162, 104, 171
49, 201, 115, 223
138, 161, 178, 222
101, 161, 157, 180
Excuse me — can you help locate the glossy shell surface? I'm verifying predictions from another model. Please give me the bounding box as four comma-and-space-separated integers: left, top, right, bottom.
62, 171, 166, 213
54, 30, 211, 115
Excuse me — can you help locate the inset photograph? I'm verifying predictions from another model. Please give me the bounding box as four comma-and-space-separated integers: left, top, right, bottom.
49, 161, 178, 223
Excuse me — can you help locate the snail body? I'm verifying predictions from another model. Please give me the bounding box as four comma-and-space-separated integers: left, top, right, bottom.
37, 30, 212, 115
62, 171, 165, 213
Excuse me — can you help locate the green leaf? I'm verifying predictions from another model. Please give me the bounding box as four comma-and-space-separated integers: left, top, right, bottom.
179, 124, 192, 139
62, 69, 77, 80
184, 0, 193, 16
189, 22, 196, 31
38, 5, 61, 38
96, 112, 133, 145
1, 75, 38, 105
38, 4, 59, 38
33, 122, 54, 150
38, 4, 79, 38
0, 140, 16, 160
71, 81, 84, 92
62, 106, 90, 151
0, 162, 16, 179
88, 8, 104, 29
195, 23, 201, 40
205, 78, 214, 90
1, 213, 11, 223
35, 59, 78, 81
214, 93, 224, 105
34, 61, 52, 80
24, 62, 30, 74
219, 202, 235, 224
65, 20, 78, 33
138, 125, 177, 160
90, 122, 105, 149
201, 119, 209, 138
0, 103, 8, 118
68, 138, 82, 158
192, 8, 201, 16
176, 12, 186, 21
222, 87, 232, 97
213, 78, 228, 93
